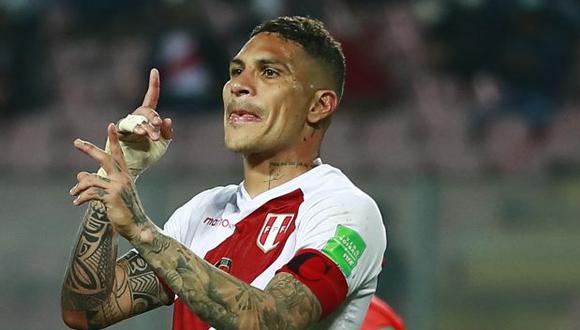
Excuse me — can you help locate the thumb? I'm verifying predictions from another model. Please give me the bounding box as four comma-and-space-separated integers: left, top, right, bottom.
160, 118, 173, 140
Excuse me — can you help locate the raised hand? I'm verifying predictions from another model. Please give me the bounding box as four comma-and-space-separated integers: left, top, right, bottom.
99, 69, 173, 179
72, 123, 150, 240
124, 68, 172, 141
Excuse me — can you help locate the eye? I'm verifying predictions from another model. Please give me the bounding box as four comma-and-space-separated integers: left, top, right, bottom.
230, 68, 242, 77
262, 68, 279, 78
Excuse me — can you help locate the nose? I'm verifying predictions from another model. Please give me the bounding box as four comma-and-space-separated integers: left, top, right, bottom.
230, 72, 254, 97
231, 82, 250, 97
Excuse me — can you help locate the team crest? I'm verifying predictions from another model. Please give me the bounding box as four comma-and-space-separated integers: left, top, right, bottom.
257, 213, 295, 253
215, 257, 233, 273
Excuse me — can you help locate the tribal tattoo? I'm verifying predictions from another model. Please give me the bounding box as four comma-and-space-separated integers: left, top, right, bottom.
62, 201, 116, 311
84, 251, 171, 328
64, 156, 321, 328
131, 224, 322, 329
61, 201, 170, 329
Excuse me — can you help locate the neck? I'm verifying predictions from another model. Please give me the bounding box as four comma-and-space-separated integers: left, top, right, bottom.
242, 151, 319, 198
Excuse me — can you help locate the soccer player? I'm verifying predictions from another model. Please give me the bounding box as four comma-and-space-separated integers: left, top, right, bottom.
61, 16, 386, 330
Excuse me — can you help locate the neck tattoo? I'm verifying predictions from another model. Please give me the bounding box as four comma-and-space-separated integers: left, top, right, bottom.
265, 159, 319, 189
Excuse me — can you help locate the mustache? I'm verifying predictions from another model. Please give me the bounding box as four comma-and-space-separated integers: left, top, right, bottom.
226, 101, 265, 117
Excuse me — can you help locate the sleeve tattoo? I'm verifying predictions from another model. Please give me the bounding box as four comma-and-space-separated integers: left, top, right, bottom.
61, 201, 170, 329
132, 224, 322, 329
62, 201, 116, 311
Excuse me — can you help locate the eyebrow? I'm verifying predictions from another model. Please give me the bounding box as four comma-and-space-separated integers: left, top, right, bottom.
230, 57, 292, 73
230, 58, 244, 67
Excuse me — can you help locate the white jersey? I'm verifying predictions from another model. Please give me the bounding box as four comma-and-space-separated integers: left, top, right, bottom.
163, 163, 387, 330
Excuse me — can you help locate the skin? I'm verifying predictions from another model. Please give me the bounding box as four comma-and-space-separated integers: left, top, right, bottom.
224, 33, 338, 197
61, 32, 339, 329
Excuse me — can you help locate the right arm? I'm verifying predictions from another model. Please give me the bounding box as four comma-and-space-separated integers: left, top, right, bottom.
62, 68, 174, 329
61, 200, 172, 330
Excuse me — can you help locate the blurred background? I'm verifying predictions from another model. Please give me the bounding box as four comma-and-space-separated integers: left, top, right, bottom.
1, 0, 580, 329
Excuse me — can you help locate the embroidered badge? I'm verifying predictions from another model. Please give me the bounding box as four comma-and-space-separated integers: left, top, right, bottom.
215, 257, 233, 273
256, 213, 295, 253
322, 225, 366, 277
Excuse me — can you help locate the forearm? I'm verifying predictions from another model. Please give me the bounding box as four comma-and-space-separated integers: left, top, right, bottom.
62, 201, 118, 311
130, 222, 298, 329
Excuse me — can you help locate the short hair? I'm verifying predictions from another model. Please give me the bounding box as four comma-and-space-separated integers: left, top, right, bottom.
251, 16, 346, 101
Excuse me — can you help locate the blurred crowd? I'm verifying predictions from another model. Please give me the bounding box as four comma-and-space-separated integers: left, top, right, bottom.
2, 0, 580, 177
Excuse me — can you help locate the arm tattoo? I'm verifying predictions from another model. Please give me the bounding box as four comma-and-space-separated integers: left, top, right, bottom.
62, 201, 168, 328
131, 225, 322, 329
62, 201, 117, 310
265, 273, 321, 328
120, 187, 149, 226
85, 251, 171, 328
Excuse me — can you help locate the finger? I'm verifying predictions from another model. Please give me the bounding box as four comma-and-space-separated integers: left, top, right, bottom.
160, 118, 173, 140
70, 173, 111, 196
133, 106, 161, 126
74, 138, 116, 174
108, 123, 129, 172
70, 171, 92, 195
139, 121, 160, 141
73, 187, 109, 206
76, 171, 91, 181
141, 68, 160, 109
134, 124, 147, 135
134, 106, 162, 126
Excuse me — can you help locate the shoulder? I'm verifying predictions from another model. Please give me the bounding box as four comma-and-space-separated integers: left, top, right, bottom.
302, 165, 383, 229
163, 184, 238, 231
178, 184, 238, 213
293, 167, 387, 294
297, 165, 386, 249
303, 165, 386, 253
300, 189, 385, 256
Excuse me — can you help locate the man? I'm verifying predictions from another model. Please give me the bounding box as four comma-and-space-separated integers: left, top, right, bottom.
61, 16, 386, 330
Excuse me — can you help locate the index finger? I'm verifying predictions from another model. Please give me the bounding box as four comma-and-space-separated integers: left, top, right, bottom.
107, 123, 128, 173
74, 138, 116, 174
141, 68, 160, 109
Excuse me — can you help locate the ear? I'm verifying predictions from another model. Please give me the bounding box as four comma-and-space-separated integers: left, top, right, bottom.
307, 90, 338, 124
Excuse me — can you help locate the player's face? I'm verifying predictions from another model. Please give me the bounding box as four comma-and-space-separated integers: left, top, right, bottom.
222, 33, 315, 155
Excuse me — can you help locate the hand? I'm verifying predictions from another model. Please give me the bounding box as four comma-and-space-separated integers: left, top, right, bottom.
123, 68, 172, 142
99, 68, 173, 179
71, 124, 150, 239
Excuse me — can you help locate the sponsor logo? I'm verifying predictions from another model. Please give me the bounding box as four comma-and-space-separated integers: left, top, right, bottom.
203, 217, 234, 229
257, 213, 295, 253
215, 257, 233, 273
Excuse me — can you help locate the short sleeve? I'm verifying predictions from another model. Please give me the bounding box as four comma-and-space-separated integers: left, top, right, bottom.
162, 186, 233, 245
158, 186, 235, 301
278, 192, 387, 317
162, 202, 190, 243
299, 193, 386, 292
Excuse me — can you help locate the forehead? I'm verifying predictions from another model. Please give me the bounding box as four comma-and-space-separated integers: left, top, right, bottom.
233, 33, 307, 65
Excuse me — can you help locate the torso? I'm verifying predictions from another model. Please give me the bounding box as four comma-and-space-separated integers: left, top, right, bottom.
164, 164, 387, 330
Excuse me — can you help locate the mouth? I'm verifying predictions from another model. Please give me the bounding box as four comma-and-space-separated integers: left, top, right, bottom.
227, 108, 262, 124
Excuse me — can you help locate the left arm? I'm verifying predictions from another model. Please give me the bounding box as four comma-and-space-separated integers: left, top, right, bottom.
131, 222, 321, 329
71, 124, 321, 329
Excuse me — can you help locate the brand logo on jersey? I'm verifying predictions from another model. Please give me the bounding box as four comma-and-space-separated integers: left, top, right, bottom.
215, 257, 232, 273
203, 216, 234, 229
257, 213, 295, 253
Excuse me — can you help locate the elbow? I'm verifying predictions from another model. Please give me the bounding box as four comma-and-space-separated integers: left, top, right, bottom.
61, 309, 88, 330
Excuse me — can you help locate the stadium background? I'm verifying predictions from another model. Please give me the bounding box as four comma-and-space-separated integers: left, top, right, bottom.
1, 0, 580, 329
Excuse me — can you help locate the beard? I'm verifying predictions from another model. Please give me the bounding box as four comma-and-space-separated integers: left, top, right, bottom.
223, 101, 268, 153
224, 127, 267, 154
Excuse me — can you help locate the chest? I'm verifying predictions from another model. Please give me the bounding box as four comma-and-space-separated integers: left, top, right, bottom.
186, 189, 305, 287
